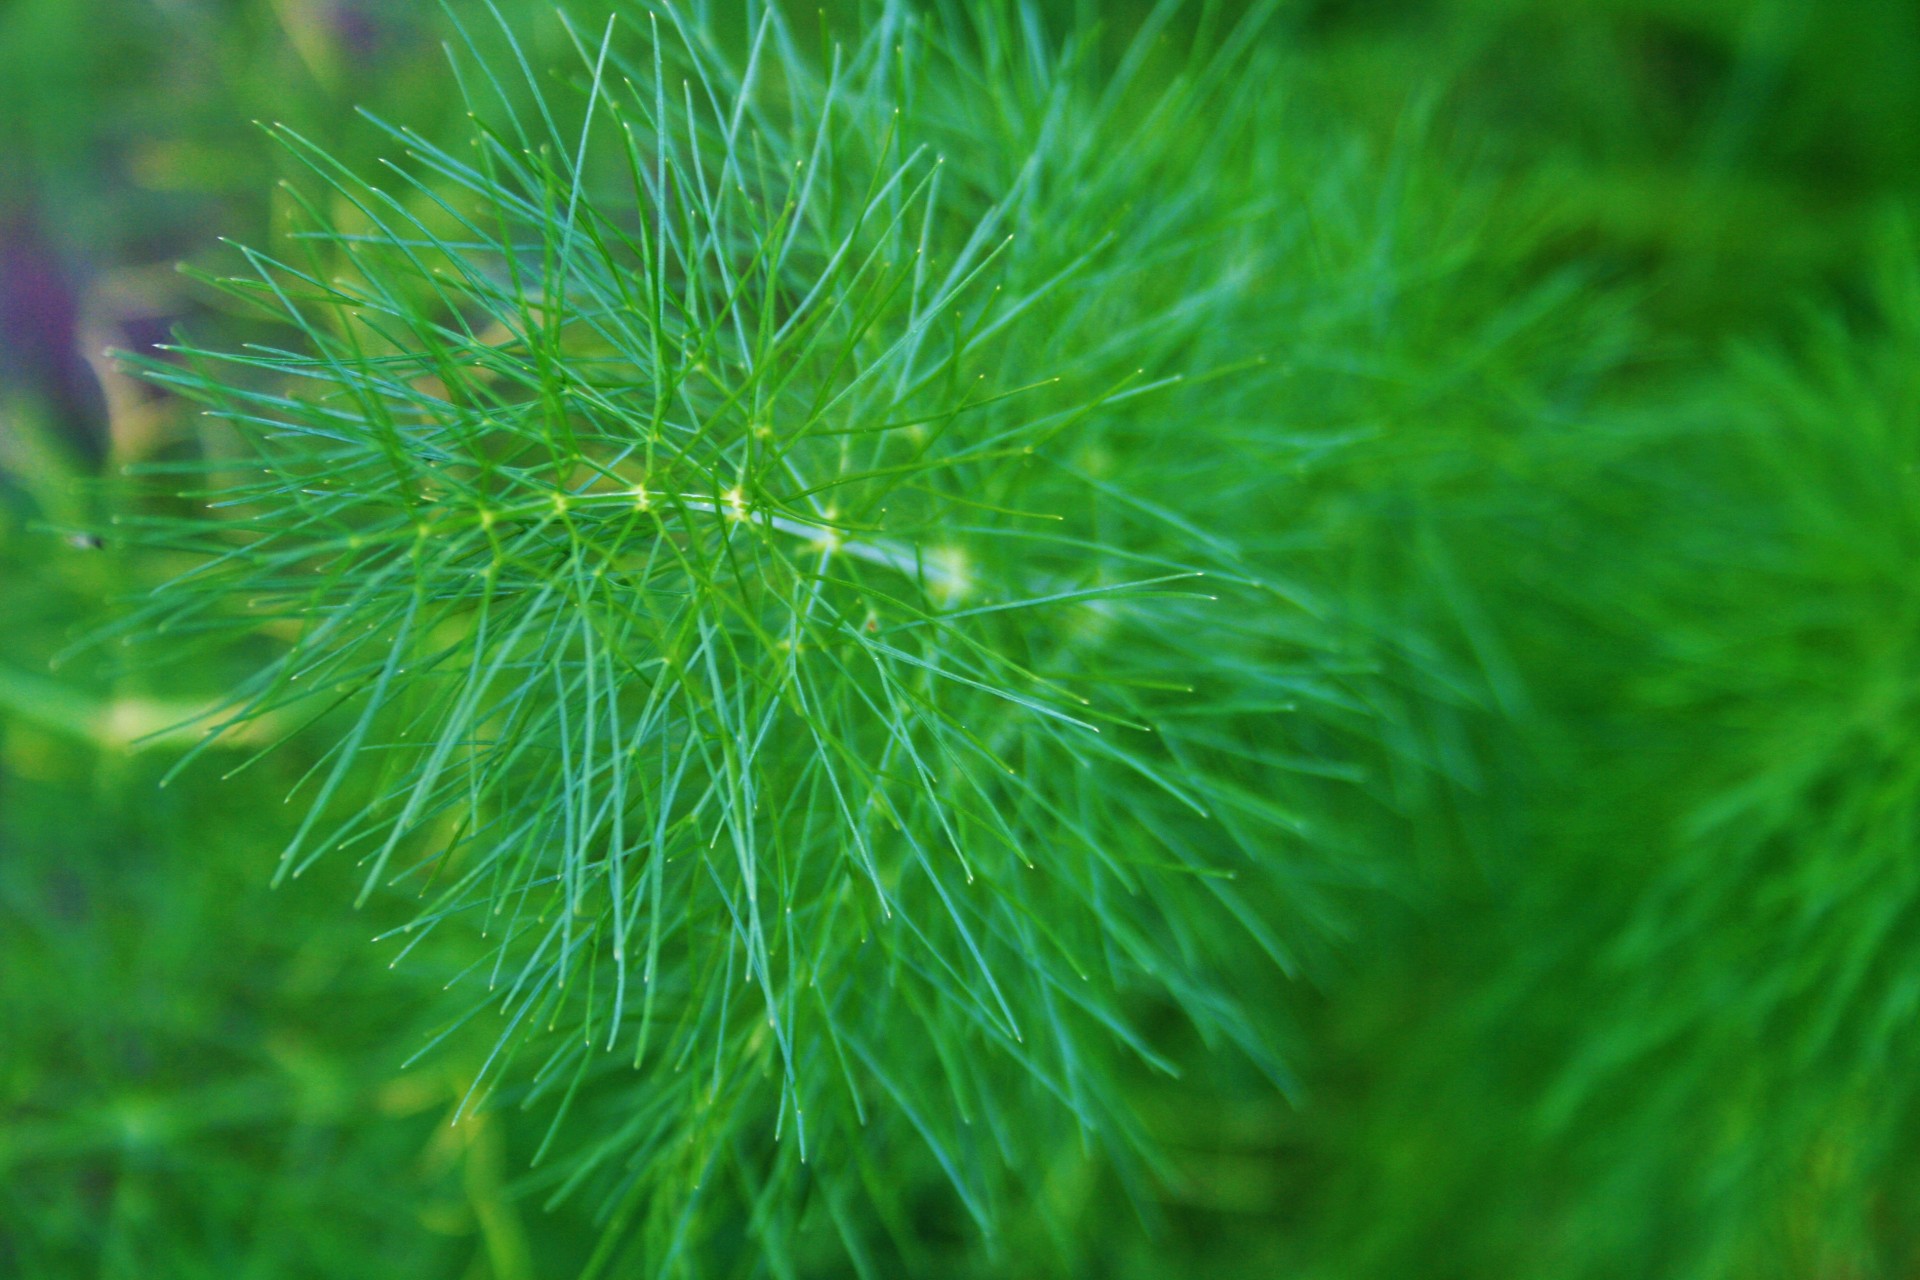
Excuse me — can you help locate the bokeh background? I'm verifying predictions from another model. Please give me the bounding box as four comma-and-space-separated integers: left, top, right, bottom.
7, 1, 1920, 1276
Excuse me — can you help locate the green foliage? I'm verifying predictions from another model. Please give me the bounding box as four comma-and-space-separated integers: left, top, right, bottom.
10, 1, 1920, 1277
101, 3, 1374, 1270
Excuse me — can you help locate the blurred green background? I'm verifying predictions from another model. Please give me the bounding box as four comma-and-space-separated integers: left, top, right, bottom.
7, 1, 1920, 1276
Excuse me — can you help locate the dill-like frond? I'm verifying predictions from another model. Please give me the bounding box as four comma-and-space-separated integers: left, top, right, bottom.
109, 1, 1357, 1266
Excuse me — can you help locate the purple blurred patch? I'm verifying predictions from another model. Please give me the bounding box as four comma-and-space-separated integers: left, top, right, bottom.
0, 212, 108, 466
330, 1, 392, 62
118, 312, 176, 362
